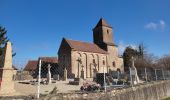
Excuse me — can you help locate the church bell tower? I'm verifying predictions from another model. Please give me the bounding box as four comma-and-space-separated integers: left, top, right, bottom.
93, 18, 115, 51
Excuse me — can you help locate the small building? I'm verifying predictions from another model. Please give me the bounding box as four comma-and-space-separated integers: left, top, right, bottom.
24, 60, 38, 75
24, 57, 59, 78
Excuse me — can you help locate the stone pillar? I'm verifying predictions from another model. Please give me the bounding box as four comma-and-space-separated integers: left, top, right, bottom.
0, 42, 15, 95
63, 68, 67, 81
47, 64, 51, 84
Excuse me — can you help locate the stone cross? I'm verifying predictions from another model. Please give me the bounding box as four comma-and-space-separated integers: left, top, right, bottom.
47, 64, 51, 84
0, 42, 15, 94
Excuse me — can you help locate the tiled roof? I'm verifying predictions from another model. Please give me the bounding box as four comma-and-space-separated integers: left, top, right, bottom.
24, 57, 58, 71
24, 60, 38, 71
39, 57, 58, 63
65, 39, 107, 54
95, 18, 112, 28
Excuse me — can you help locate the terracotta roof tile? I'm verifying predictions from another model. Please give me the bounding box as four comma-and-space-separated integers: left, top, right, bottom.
24, 57, 58, 71
39, 57, 58, 63
24, 60, 38, 71
65, 39, 107, 54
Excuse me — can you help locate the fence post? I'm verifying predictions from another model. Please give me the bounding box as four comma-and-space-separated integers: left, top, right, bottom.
162, 68, 165, 80
154, 69, 157, 81
168, 70, 170, 80
129, 67, 133, 87
37, 59, 42, 99
145, 67, 147, 82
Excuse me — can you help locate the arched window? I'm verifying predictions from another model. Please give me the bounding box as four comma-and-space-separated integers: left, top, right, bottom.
93, 59, 95, 63
103, 60, 105, 65
107, 29, 109, 34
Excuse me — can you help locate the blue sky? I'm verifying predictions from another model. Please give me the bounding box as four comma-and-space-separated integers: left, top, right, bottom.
0, 0, 170, 67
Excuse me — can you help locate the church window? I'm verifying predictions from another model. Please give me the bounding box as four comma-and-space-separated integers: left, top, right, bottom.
103, 60, 105, 65
93, 59, 95, 63
112, 61, 115, 67
107, 30, 109, 34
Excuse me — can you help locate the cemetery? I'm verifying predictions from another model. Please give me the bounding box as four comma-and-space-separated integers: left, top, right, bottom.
1, 19, 170, 100
0, 41, 170, 100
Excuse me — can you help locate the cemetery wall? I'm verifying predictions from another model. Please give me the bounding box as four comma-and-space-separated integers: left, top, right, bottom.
43, 80, 170, 100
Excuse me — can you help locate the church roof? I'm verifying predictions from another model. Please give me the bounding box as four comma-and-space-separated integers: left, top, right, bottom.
95, 18, 112, 28
65, 39, 108, 54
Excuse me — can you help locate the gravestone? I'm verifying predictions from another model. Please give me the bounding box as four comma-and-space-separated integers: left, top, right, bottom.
96, 73, 109, 86
0, 42, 15, 94
53, 74, 60, 80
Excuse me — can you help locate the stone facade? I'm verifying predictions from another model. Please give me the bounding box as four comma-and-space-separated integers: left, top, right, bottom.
71, 51, 107, 78
58, 18, 124, 79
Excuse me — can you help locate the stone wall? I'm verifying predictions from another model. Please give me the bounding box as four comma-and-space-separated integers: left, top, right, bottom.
43, 80, 170, 100
106, 45, 124, 72
71, 51, 107, 78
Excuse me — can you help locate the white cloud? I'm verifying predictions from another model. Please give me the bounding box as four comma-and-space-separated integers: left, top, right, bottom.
144, 20, 166, 30
160, 20, 166, 29
145, 22, 157, 30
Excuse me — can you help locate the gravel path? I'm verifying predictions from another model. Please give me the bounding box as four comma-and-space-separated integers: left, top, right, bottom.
14, 80, 81, 96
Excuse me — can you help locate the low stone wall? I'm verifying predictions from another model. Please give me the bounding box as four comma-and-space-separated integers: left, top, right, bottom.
43, 80, 170, 100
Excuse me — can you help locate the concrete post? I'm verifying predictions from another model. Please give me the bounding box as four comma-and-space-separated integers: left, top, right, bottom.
155, 69, 157, 81
145, 67, 147, 82
168, 70, 170, 80
129, 67, 133, 87
162, 68, 165, 80
37, 59, 41, 99
47, 64, 52, 84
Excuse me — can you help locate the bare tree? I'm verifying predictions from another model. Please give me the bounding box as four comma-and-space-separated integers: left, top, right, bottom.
157, 54, 170, 70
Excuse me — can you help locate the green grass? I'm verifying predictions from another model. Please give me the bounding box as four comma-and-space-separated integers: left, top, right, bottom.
164, 97, 170, 100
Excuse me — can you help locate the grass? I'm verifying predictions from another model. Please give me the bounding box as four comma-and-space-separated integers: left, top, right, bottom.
164, 97, 170, 100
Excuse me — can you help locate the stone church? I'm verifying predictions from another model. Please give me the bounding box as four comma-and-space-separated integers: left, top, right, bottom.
58, 18, 124, 79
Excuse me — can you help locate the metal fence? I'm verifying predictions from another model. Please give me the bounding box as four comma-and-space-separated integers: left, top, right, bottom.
1, 59, 170, 98
138, 67, 170, 81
